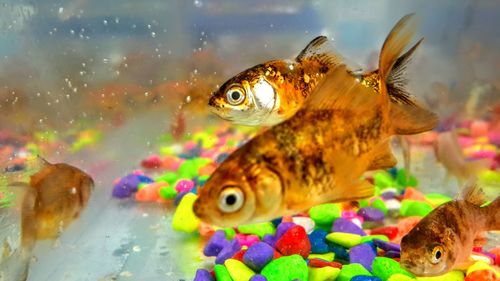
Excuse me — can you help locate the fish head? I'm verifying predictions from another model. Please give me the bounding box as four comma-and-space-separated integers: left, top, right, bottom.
400, 224, 458, 276
193, 158, 283, 227
208, 64, 279, 125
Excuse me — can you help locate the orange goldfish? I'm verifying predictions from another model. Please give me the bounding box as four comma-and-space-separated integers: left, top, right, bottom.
400, 183, 500, 276
19, 158, 94, 249
194, 14, 438, 227
209, 21, 422, 126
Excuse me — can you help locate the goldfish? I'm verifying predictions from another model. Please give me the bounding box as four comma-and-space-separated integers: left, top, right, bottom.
194, 14, 438, 227
433, 130, 490, 183
209, 20, 422, 127
400, 182, 500, 276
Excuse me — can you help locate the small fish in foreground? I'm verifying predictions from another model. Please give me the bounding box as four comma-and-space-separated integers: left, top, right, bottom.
194, 14, 438, 227
209, 18, 422, 126
400, 182, 500, 277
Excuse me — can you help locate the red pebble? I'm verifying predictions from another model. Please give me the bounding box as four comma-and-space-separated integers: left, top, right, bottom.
232, 249, 246, 262
465, 270, 499, 281
275, 225, 311, 258
473, 246, 484, 253
141, 155, 162, 169
308, 258, 342, 269
273, 250, 282, 259
490, 247, 500, 266
370, 226, 399, 240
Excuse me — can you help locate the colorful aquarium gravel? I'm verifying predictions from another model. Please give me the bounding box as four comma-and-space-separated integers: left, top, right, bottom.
110, 121, 500, 281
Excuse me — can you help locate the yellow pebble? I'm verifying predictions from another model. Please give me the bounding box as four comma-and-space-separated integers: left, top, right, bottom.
224, 259, 255, 281
466, 261, 500, 278
308, 266, 340, 281
388, 273, 415, 281
308, 252, 335, 262
415, 270, 464, 281
171, 193, 200, 233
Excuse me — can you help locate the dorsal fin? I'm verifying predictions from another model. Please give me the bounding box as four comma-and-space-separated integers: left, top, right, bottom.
460, 179, 487, 206
296, 36, 361, 71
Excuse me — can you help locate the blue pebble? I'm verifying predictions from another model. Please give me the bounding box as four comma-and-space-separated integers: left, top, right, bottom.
194, 269, 214, 281
308, 229, 329, 254
215, 238, 241, 264
349, 243, 376, 271
352, 276, 382, 281
215, 152, 230, 164
388, 167, 398, 178
275, 222, 295, 238
271, 217, 282, 227
262, 234, 277, 247
243, 242, 274, 272
250, 275, 267, 281
137, 174, 154, 183
204, 230, 229, 257
373, 239, 400, 252
332, 218, 366, 236
326, 242, 350, 261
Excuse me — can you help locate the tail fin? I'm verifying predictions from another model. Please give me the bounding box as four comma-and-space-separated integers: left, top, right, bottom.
380, 16, 438, 134
485, 196, 500, 230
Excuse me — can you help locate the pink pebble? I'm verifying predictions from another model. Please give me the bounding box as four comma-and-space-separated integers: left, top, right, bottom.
342, 210, 357, 219
184, 141, 197, 150
458, 136, 476, 147
235, 234, 259, 248
175, 179, 195, 193
471, 120, 489, 137
469, 151, 497, 159
200, 151, 216, 158
132, 169, 144, 175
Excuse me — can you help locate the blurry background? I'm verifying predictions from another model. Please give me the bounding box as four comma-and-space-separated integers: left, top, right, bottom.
0, 0, 499, 280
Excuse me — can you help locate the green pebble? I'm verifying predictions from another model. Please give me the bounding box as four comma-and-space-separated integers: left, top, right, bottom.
193, 157, 213, 168
360, 235, 389, 243
159, 186, 177, 199
223, 228, 236, 240
372, 257, 414, 281
237, 222, 275, 239
261, 255, 308, 281
308, 252, 335, 262
309, 203, 342, 225
309, 266, 341, 281
425, 193, 452, 207
400, 200, 433, 217
359, 199, 370, 208
396, 169, 418, 188
172, 193, 200, 233
337, 263, 372, 281
198, 175, 210, 182
214, 264, 233, 281
325, 232, 362, 248
155, 172, 178, 185
225, 259, 255, 281
388, 273, 415, 281
374, 171, 396, 188
371, 197, 388, 215
178, 160, 198, 178
415, 270, 464, 281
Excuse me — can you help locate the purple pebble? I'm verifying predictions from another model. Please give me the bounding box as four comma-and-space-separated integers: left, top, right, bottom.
332, 218, 366, 236
262, 234, 277, 247
112, 174, 142, 198
250, 275, 267, 281
385, 250, 401, 258
357, 207, 385, 222
194, 269, 214, 281
215, 239, 241, 264
349, 243, 376, 271
243, 242, 275, 272
204, 230, 230, 257
373, 239, 400, 252
276, 222, 295, 238
112, 184, 133, 198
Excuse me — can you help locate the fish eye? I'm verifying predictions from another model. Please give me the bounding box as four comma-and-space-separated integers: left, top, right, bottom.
218, 187, 244, 213
226, 86, 245, 105
431, 246, 444, 264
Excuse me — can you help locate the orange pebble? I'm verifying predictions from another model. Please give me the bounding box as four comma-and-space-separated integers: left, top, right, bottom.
403, 187, 426, 201
471, 120, 490, 138
198, 222, 215, 238
282, 216, 294, 223
135, 185, 160, 202
198, 163, 217, 176
465, 270, 499, 281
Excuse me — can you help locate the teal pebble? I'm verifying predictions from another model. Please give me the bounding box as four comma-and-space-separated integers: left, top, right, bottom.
337, 263, 372, 281
261, 255, 308, 281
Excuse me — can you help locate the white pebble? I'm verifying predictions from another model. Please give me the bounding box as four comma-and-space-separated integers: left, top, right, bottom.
385, 198, 401, 211
292, 216, 315, 234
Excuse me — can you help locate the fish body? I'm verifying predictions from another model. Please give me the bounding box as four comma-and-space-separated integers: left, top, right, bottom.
433, 131, 489, 183
400, 183, 500, 276
209, 25, 421, 127
194, 14, 438, 227
21, 159, 94, 249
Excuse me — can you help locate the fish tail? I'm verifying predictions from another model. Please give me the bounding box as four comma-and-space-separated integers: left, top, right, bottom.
484, 196, 500, 230
378, 14, 438, 135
